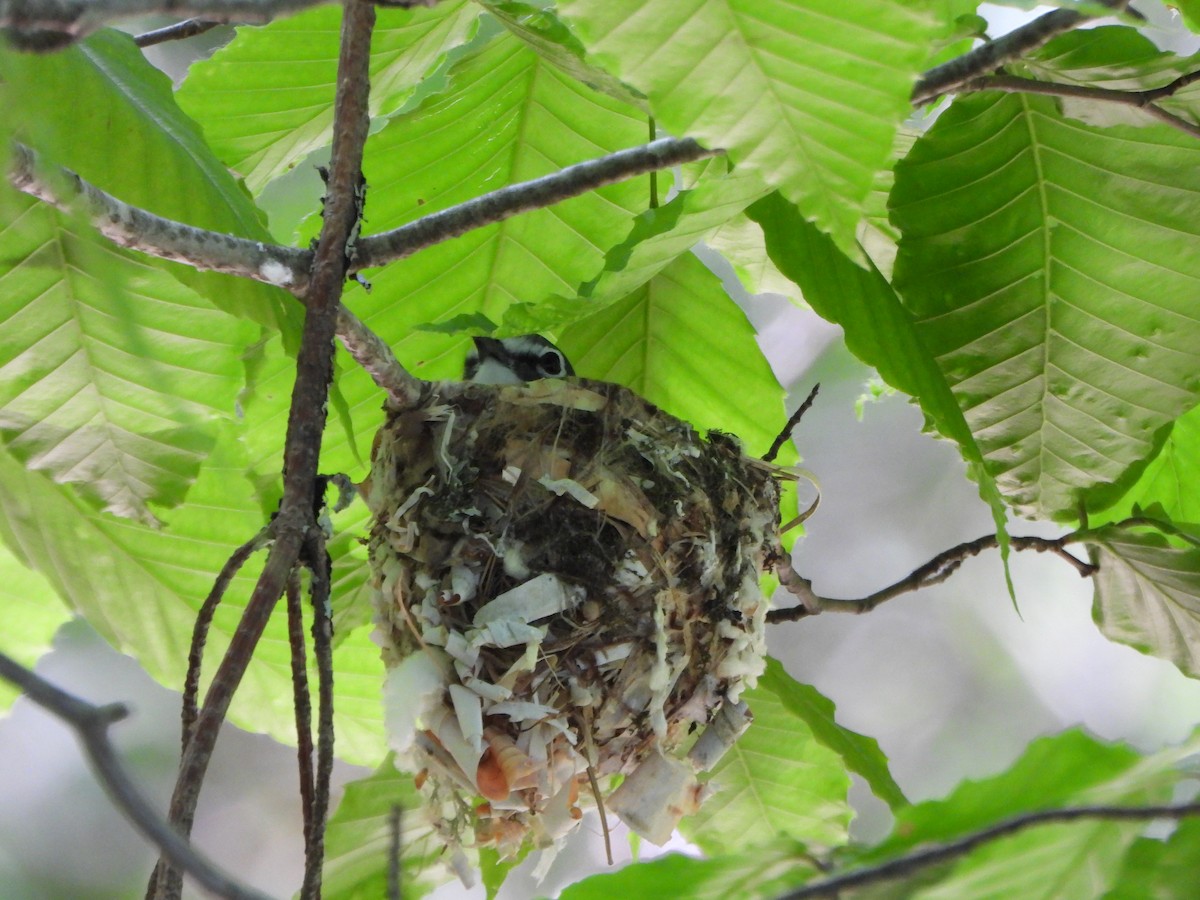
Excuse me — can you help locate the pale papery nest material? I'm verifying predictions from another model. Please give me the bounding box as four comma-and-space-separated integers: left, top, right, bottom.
365, 377, 786, 880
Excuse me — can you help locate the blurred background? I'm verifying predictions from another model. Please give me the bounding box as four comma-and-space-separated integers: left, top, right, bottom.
3, 2, 1199, 898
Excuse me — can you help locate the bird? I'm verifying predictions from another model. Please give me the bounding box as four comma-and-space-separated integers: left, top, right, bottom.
464, 334, 575, 384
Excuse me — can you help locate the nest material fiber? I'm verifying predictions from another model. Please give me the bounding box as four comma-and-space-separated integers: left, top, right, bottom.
366, 376, 784, 867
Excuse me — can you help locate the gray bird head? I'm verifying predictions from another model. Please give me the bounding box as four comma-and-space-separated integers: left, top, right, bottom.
464, 334, 575, 384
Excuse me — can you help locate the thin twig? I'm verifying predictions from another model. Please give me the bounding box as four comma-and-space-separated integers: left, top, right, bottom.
133, 17, 219, 47
154, 536, 305, 900
387, 804, 402, 900
768, 532, 1095, 624
764, 383, 820, 463
965, 73, 1200, 140
181, 527, 272, 751
0, 652, 271, 900
586, 763, 614, 866
779, 800, 1200, 899
647, 117, 659, 209
300, 531, 336, 899
911, 0, 1133, 105
286, 571, 316, 864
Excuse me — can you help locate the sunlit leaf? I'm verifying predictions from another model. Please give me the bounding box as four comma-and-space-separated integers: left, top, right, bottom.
1090, 408, 1200, 525
0, 31, 294, 331
559, 251, 785, 457
892, 92, 1200, 520
481, 0, 644, 108
178, 2, 481, 193
706, 212, 806, 306
0, 196, 257, 521
504, 159, 770, 334
558, 0, 937, 257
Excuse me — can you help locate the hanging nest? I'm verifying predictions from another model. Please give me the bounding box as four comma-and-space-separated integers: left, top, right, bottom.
364, 376, 787, 874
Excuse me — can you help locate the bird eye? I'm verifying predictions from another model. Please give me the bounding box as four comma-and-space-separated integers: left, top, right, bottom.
538, 351, 563, 375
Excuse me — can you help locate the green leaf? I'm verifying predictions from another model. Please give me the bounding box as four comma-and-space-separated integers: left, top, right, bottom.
0, 433, 387, 765
0, 541, 72, 714
480, 1, 645, 108
560, 839, 818, 900
322, 756, 448, 900
891, 92, 1200, 520
1105, 818, 1200, 900
866, 730, 1143, 860
760, 659, 906, 810
1091, 407, 1200, 525
505, 158, 770, 333
852, 730, 1200, 899
682, 660, 852, 854
926, 2, 989, 71
1176, 0, 1200, 34
1088, 523, 1200, 678
0, 31, 294, 332
745, 193, 1011, 558
0, 194, 258, 521
178, 2, 481, 193
558, 0, 938, 257
559, 251, 786, 458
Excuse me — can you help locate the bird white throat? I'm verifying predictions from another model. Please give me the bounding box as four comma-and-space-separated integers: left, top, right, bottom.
464, 334, 575, 384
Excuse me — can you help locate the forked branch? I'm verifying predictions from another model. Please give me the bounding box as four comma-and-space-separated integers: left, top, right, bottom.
911, 0, 1134, 105
768, 532, 1096, 625
961, 72, 1200, 141
151, 1, 377, 896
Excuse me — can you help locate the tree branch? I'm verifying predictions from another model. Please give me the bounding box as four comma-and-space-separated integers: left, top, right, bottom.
2, 0, 314, 47
780, 800, 1200, 899
768, 532, 1096, 625
7, 143, 310, 289
351, 137, 719, 270
0, 652, 271, 900
285, 571, 316, 870
911, 0, 1133, 106
134, 18, 220, 48
965, 73, 1200, 141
